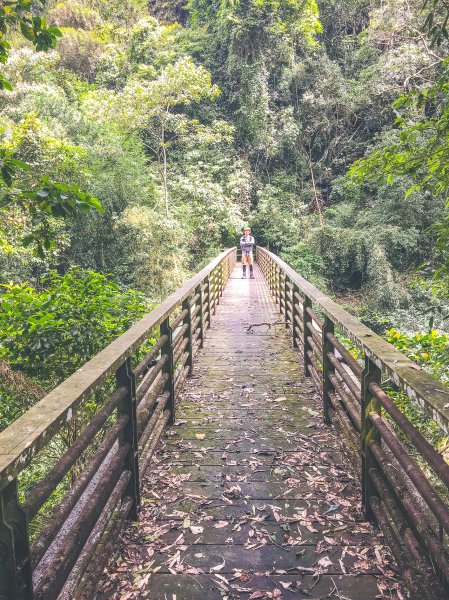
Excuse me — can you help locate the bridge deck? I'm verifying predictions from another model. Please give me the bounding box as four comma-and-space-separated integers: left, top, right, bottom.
99, 266, 403, 599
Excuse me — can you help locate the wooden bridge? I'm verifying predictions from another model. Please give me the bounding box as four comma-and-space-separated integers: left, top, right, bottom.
1, 249, 449, 599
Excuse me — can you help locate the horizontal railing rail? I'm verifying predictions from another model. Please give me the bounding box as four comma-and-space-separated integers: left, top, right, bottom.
257, 246, 449, 600
0, 248, 236, 600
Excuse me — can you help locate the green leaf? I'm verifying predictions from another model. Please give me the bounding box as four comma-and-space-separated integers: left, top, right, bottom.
19, 21, 34, 41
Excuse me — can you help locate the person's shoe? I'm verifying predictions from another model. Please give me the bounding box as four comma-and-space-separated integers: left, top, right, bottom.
250, 274, 255, 279
242, 274, 246, 279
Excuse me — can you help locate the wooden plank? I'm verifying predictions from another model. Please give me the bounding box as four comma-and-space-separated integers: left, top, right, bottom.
127, 574, 386, 600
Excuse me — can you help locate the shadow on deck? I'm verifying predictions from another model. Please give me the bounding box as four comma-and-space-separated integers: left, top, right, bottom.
99, 266, 403, 599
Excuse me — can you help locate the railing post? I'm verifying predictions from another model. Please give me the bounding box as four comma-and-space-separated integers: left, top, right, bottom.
292, 284, 299, 348
265, 253, 269, 289
283, 276, 289, 327
222, 257, 226, 288
116, 357, 140, 521
197, 284, 205, 348
277, 269, 281, 310
0, 480, 33, 600
322, 316, 335, 425
210, 273, 215, 314
160, 318, 175, 426
303, 296, 312, 377
182, 296, 194, 374
215, 268, 220, 307
205, 276, 211, 329
361, 356, 381, 520
264, 255, 273, 294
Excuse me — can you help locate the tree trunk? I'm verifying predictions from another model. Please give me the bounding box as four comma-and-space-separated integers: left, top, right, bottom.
309, 157, 324, 226
161, 123, 169, 216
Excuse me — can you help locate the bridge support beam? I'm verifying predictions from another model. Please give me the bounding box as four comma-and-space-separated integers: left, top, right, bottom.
302, 296, 312, 377
283, 276, 289, 328
160, 319, 175, 426
204, 276, 211, 331
0, 480, 33, 600
361, 356, 382, 521
322, 316, 335, 426
292, 284, 299, 349
182, 296, 194, 375
197, 284, 205, 348
116, 357, 140, 521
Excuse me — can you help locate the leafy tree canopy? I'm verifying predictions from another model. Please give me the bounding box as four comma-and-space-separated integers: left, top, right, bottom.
0, 1, 102, 256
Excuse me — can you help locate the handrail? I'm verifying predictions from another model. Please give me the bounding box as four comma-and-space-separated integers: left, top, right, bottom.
257, 246, 449, 599
258, 247, 449, 433
0, 247, 236, 600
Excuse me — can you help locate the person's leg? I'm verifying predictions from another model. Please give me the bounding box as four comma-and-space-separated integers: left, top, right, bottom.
249, 253, 255, 278
242, 253, 247, 278
242, 264, 247, 278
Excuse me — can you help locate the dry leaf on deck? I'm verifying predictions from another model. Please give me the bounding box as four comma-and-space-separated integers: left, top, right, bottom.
209, 559, 226, 573
189, 526, 204, 535
214, 520, 229, 528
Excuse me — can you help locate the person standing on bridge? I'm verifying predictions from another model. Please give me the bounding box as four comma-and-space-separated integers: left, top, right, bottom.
240, 226, 255, 279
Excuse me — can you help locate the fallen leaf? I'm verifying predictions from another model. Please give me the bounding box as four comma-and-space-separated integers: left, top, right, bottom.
210, 559, 226, 573
318, 556, 333, 569
189, 526, 204, 535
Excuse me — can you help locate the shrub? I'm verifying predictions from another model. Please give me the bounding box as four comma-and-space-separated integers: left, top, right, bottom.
0, 360, 43, 431
0, 269, 148, 388
56, 28, 105, 81
49, 2, 102, 30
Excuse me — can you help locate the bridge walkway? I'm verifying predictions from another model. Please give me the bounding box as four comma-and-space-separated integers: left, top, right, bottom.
99, 265, 403, 599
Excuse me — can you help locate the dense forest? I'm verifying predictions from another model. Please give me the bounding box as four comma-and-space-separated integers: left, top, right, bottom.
2, 0, 449, 430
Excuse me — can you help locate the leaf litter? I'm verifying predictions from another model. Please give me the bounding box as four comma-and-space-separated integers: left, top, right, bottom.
97, 336, 408, 599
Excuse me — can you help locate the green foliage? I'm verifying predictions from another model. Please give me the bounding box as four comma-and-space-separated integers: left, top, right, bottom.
55, 27, 105, 81
280, 242, 327, 289
128, 18, 183, 68
0, 4, 103, 254
0, 113, 104, 255
0, 359, 43, 430
0, 147, 29, 186
384, 327, 449, 452
421, 0, 449, 47
188, 0, 322, 155
0, 1, 62, 90
387, 327, 449, 383
349, 61, 449, 199
349, 58, 449, 292
1, 177, 103, 257
0, 269, 148, 386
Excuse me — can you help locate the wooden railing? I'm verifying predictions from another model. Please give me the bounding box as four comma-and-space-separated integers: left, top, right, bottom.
257, 247, 449, 600
0, 248, 236, 600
